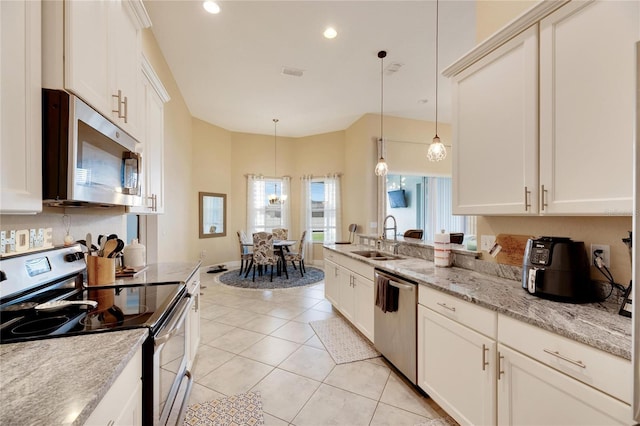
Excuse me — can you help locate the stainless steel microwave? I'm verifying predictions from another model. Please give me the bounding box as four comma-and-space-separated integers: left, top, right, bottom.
42, 89, 141, 207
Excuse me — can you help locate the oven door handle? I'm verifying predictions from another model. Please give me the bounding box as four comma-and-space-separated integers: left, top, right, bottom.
155, 295, 191, 347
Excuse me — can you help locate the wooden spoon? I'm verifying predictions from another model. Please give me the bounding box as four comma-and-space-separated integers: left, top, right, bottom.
101, 239, 118, 258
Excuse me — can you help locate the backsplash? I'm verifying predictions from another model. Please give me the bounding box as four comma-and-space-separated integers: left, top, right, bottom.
1, 208, 127, 252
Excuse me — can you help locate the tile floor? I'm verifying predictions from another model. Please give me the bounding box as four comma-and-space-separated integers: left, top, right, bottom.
188, 269, 451, 425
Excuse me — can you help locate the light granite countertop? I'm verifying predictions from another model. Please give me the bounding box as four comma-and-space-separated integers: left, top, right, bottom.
87, 261, 201, 287
0, 328, 148, 425
324, 244, 632, 360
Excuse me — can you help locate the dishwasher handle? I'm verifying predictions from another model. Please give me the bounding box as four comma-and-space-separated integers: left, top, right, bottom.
388, 280, 415, 291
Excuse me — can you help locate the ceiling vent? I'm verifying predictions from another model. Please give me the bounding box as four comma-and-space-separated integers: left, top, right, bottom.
384, 62, 404, 76
281, 66, 304, 77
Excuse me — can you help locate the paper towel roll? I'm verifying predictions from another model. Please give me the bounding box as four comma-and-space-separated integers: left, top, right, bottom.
434, 230, 452, 267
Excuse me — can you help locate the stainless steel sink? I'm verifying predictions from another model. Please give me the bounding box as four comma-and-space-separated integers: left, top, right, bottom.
351, 250, 402, 261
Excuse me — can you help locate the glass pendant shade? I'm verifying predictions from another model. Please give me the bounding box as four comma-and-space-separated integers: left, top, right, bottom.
375, 157, 388, 176
427, 135, 447, 162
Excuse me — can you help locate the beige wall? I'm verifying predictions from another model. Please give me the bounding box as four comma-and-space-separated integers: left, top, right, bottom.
141, 30, 196, 263
476, 0, 538, 42
472, 1, 633, 284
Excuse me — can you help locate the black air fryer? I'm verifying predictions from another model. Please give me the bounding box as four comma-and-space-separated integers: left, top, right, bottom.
522, 236, 593, 303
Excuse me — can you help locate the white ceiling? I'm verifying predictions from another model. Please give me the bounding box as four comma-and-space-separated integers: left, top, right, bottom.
145, 1, 477, 137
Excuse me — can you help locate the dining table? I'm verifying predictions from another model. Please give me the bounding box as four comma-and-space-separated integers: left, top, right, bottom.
242, 239, 297, 277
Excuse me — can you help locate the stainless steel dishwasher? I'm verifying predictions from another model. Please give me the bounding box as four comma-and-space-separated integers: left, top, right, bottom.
374, 268, 418, 385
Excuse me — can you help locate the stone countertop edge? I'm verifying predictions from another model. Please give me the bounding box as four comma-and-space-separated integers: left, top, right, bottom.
324, 244, 631, 361
0, 328, 148, 426
87, 260, 202, 288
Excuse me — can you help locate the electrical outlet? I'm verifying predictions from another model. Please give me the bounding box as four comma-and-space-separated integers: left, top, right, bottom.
481, 235, 496, 251
591, 244, 610, 268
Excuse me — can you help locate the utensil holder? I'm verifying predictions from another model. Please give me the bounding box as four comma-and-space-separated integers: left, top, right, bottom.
87, 256, 116, 286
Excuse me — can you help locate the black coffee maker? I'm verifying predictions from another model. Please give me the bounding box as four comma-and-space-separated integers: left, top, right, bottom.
522, 236, 593, 302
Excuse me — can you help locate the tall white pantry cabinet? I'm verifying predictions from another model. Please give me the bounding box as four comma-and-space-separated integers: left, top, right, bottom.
445, 0, 639, 216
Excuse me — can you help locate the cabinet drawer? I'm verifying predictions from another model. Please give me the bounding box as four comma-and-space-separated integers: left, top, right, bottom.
419, 285, 497, 339
323, 249, 373, 280
498, 314, 631, 404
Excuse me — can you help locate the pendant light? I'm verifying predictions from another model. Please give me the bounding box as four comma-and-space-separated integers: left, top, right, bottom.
268, 118, 284, 205
375, 50, 389, 176
427, 0, 447, 162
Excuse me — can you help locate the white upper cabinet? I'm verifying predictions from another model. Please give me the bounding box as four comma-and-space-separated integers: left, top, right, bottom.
129, 56, 169, 214
450, 26, 538, 215
445, 0, 638, 216
43, 0, 150, 141
0, 0, 42, 214
539, 0, 638, 215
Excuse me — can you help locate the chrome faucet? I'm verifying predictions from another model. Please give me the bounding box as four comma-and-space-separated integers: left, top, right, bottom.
382, 215, 397, 241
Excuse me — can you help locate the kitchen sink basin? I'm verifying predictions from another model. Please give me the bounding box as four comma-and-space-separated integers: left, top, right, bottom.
351, 250, 403, 261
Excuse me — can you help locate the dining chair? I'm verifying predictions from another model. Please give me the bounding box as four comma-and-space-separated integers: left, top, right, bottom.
272, 228, 288, 240
236, 231, 253, 276
246, 232, 283, 281
285, 230, 307, 277
403, 229, 424, 240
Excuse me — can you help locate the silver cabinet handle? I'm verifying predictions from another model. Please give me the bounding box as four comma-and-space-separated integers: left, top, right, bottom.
543, 349, 586, 368
541, 184, 548, 211
482, 344, 489, 371
112, 89, 123, 117
150, 193, 157, 211
122, 95, 128, 123
498, 352, 504, 380
524, 186, 531, 211
436, 302, 456, 312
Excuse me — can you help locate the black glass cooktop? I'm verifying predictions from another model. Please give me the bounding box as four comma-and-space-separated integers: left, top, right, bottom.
0, 283, 185, 344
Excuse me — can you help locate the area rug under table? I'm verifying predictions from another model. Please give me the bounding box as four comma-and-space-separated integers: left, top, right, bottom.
183, 391, 264, 426
310, 316, 380, 364
218, 266, 324, 289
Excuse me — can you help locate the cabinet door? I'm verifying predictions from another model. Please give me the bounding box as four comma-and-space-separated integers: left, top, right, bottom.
324, 260, 339, 306
539, 0, 637, 215
187, 281, 201, 369
353, 274, 374, 342
109, 0, 142, 139
451, 25, 538, 215
65, 0, 110, 113
0, 0, 42, 213
337, 266, 355, 322
418, 305, 496, 426
497, 345, 631, 425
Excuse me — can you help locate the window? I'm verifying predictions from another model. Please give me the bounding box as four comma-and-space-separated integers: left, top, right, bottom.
386, 174, 475, 243
301, 174, 341, 243
246, 176, 290, 236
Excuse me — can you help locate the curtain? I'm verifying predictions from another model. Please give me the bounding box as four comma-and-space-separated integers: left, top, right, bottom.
281, 176, 291, 231
300, 175, 313, 260
324, 173, 342, 242
424, 177, 468, 241
246, 175, 265, 236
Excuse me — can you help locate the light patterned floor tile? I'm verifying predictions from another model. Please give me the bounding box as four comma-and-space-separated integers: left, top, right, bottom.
252, 368, 321, 422
279, 345, 336, 381
380, 373, 439, 418
198, 356, 273, 396
291, 383, 377, 426
323, 360, 391, 400
240, 314, 289, 334
269, 321, 315, 343
240, 336, 302, 366
207, 327, 266, 354
369, 402, 431, 426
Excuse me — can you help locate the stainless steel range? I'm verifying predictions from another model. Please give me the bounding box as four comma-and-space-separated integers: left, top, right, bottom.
0, 244, 193, 425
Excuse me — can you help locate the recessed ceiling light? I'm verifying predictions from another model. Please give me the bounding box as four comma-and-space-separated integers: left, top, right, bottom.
203, 1, 220, 14
323, 27, 337, 39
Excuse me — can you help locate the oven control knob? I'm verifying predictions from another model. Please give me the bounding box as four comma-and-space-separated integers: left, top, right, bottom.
64, 252, 84, 262
0, 270, 6, 282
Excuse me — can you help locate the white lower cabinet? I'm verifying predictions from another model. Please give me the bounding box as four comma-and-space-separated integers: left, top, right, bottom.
84, 346, 142, 425
323, 249, 374, 342
418, 304, 496, 426
186, 278, 201, 369
417, 284, 633, 425
497, 344, 631, 426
